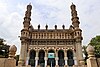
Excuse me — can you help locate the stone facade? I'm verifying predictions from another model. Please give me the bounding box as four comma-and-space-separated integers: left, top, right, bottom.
0, 3, 99, 67
18, 3, 84, 67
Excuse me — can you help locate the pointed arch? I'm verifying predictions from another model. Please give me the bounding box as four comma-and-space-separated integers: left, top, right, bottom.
29, 49, 36, 67
67, 49, 74, 66
67, 49, 73, 59
58, 50, 65, 66
38, 50, 45, 67
47, 49, 55, 67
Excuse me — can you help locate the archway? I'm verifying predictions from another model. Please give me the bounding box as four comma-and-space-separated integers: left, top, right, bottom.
47, 50, 55, 67
58, 50, 65, 67
38, 50, 45, 67
67, 50, 74, 66
29, 49, 36, 67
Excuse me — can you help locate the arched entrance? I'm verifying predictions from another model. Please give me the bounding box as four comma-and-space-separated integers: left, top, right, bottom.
47, 50, 55, 67
67, 50, 74, 67
38, 50, 45, 67
29, 49, 36, 67
58, 50, 65, 67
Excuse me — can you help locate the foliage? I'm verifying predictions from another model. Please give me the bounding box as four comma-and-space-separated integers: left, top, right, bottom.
0, 38, 10, 58
89, 35, 100, 58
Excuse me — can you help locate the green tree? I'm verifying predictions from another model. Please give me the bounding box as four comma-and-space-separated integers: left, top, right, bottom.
89, 35, 100, 58
0, 38, 10, 58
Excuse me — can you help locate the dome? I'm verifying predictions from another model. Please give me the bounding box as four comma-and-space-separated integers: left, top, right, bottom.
86, 45, 94, 52
9, 45, 17, 52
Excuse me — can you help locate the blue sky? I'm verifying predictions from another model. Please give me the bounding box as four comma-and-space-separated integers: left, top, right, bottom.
0, 0, 100, 54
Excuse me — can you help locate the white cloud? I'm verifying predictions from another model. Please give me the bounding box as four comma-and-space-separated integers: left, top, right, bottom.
0, 0, 100, 54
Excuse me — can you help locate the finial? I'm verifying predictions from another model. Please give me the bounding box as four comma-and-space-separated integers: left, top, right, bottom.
45, 24, 48, 30
38, 24, 40, 30
72, 2, 74, 5
86, 45, 94, 52
70, 3, 76, 10
9, 45, 17, 58
27, 3, 32, 11
29, 2, 31, 5
62, 24, 65, 29
86, 45, 95, 58
55, 25, 57, 30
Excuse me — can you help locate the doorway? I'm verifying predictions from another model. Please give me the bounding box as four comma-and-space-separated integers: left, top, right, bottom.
29, 49, 36, 67
58, 50, 65, 67
67, 50, 74, 67
38, 50, 45, 67
47, 50, 55, 67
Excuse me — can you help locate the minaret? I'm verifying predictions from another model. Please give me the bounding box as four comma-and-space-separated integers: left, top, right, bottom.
18, 4, 32, 66
23, 4, 32, 29
70, 3, 80, 29
70, 3, 84, 65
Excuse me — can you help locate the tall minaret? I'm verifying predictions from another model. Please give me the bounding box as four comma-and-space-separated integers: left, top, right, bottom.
23, 3, 32, 29
70, 3, 80, 29
70, 3, 84, 65
18, 4, 32, 66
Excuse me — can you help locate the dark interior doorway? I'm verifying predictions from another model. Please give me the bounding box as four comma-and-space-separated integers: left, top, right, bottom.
67, 50, 74, 66
58, 50, 65, 67
38, 50, 45, 67
29, 49, 36, 67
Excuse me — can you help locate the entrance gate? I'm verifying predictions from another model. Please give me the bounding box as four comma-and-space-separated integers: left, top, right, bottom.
47, 50, 55, 67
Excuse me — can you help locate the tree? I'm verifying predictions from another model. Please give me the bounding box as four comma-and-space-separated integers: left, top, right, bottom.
89, 35, 100, 58
0, 38, 10, 58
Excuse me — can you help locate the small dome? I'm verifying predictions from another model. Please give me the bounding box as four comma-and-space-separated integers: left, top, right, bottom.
9, 45, 17, 52
86, 45, 94, 52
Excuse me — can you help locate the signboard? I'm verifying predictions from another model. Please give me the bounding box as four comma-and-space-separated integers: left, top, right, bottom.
48, 53, 55, 58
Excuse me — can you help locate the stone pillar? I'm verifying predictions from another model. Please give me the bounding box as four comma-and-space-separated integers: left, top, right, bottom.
75, 39, 84, 65
55, 50, 59, 66
45, 51, 48, 67
8, 45, 17, 67
44, 57, 48, 67
55, 57, 59, 65
26, 50, 30, 65
73, 50, 77, 65
64, 50, 68, 67
18, 41, 27, 66
35, 51, 39, 67
86, 45, 98, 67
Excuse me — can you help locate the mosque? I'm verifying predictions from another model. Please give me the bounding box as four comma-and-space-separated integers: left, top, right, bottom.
18, 3, 84, 67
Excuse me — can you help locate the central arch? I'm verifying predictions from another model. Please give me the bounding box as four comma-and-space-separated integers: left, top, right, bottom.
47, 50, 55, 67
58, 50, 65, 67
38, 50, 45, 67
